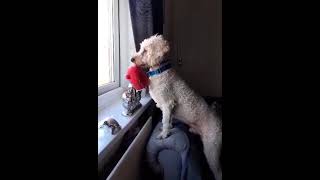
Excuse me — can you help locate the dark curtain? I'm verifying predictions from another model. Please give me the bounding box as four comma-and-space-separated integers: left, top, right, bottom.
129, 0, 164, 51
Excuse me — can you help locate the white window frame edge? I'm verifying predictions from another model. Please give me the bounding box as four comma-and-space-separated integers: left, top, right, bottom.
98, 0, 120, 96
98, 0, 153, 169
119, 0, 135, 89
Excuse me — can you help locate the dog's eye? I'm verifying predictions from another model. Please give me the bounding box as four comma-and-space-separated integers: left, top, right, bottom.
142, 49, 147, 54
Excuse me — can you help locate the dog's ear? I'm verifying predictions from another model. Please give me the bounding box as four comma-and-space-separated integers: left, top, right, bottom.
157, 35, 170, 54
156, 39, 169, 59
162, 39, 170, 55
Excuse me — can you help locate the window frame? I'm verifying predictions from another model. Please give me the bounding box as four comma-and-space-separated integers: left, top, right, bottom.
98, 0, 120, 96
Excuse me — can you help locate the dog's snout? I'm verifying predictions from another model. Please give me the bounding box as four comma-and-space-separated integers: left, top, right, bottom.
131, 58, 135, 62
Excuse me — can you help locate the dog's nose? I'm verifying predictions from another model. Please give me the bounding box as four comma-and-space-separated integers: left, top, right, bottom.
131, 58, 135, 62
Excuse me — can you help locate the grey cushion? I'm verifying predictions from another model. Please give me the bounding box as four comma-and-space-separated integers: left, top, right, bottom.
158, 150, 181, 180
146, 121, 203, 180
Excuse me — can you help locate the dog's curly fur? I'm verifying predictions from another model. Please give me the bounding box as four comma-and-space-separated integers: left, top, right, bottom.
132, 34, 222, 180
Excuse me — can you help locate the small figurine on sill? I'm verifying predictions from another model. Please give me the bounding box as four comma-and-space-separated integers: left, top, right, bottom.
122, 84, 142, 116
99, 118, 122, 135
122, 64, 149, 116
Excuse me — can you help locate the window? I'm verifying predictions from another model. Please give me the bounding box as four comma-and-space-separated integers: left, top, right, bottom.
98, 0, 119, 95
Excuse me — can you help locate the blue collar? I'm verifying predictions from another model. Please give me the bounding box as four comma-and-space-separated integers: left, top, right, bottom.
147, 62, 172, 77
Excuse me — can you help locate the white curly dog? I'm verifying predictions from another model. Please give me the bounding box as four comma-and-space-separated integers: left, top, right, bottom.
131, 34, 222, 180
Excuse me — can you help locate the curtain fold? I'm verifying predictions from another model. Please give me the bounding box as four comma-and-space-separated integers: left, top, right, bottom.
129, 0, 163, 51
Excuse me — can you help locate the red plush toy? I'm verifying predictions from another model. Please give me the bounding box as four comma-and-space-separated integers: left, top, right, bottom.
125, 64, 149, 90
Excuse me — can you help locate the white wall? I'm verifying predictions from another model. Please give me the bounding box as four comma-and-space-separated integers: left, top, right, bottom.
164, 0, 222, 97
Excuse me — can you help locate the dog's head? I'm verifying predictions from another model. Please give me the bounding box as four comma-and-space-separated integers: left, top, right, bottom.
131, 34, 170, 68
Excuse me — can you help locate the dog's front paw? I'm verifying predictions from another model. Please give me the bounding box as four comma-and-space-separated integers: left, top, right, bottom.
157, 130, 170, 139
159, 124, 173, 132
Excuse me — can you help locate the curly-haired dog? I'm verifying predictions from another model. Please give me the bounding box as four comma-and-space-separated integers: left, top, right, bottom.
131, 34, 222, 180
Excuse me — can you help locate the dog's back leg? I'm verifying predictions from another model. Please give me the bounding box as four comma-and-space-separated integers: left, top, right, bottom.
202, 134, 222, 180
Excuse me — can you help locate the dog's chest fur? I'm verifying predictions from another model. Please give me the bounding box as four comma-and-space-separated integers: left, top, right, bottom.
148, 69, 180, 109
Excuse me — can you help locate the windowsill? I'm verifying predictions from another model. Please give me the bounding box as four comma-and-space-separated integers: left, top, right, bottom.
98, 87, 152, 157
